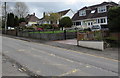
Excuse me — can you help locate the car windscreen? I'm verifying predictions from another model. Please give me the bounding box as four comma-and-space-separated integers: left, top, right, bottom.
92, 25, 100, 29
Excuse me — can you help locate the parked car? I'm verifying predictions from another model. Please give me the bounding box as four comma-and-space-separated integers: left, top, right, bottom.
90, 24, 109, 31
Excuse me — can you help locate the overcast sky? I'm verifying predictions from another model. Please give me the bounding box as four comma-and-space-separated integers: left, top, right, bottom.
4, 0, 120, 18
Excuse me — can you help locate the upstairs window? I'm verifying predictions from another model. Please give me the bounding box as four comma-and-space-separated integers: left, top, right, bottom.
98, 6, 107, 13
79, 10, 86, 16
91, 10, 95, 13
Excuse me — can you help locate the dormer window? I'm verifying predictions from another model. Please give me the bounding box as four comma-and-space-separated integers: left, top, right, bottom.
98, 6, 107, 13
79, 10, 86, 16
91, 10, 95, 13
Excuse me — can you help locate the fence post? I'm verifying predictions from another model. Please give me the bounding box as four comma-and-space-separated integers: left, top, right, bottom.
64, 30, 66, 40
77, 32, 79, 46
101, 30, 103, 41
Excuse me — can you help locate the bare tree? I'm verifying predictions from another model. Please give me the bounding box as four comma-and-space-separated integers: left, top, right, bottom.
1, 2, 12, 17
14, 2, 29, 18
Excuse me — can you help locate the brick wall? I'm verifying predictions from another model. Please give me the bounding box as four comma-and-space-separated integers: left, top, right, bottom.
7, 30, 17, 36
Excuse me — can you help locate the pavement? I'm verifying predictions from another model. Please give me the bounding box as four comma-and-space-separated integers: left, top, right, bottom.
2, 35, 118, 76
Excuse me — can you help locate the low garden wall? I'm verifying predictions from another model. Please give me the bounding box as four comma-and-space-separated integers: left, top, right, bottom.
77, 41, 104, 50
77, 31, 105, 50
6, 30, 17, 36
18, 31, 76, 41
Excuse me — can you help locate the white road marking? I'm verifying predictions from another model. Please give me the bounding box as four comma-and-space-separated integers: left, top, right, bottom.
59, 69, 79, 76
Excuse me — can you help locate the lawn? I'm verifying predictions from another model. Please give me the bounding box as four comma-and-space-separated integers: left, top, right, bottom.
29, 30, 77, 34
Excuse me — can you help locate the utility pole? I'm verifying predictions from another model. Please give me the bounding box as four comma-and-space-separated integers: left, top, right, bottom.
4, 2, 7, 34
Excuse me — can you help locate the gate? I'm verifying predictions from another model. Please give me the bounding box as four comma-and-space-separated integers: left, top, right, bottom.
64, 28, 77, 40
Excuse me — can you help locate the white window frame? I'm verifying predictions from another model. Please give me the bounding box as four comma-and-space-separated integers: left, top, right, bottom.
79, 10, 86, 16
98, 6, 107, 13
96, 18, 106, 24
87, 21, 93, 26
75, 21, 82, 26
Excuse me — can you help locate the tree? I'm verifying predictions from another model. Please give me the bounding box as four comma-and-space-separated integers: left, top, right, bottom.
10, 13, 14, 27
19, 18, 26, 23
7, 13, 14, 27
14, 16, 19, 27
108, 6, 120, 32
45, 13, 61, 24
7, 13, 10, 26
2, 2, 13, 28
2, 2, 13, 18
59, 17, 73, 29
14, 2, 29, 18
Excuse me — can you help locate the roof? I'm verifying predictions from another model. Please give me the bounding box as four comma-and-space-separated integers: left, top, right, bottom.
25, 13, 39, 22
39, 9, 71, 20
72, 2, 118, 21
57, 9, 71, 16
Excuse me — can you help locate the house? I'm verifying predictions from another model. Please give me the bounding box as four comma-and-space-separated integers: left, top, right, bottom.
58, 9, 75, 19
72, 2, 118, 29
25, 13, 39, 26
39, 9, 74, 25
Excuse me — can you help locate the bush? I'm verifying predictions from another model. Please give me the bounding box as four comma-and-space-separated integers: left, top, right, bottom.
19, 18, 26, 23
37, 26, 43, 28
23, 26, 35, 31
108, 6, 120, 32
59, 17, 73, 29
41, 24, 52, 29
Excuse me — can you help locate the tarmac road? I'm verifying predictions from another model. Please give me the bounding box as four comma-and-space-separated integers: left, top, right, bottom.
2, 36, 118, 76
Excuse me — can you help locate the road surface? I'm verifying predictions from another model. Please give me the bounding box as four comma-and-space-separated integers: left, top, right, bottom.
2, 55, 28, 76
2, 36, 118, 76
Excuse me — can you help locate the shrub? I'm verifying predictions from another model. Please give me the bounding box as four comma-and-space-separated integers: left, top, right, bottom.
41, 24, 52, 29
59, 17, 73, 28
19, 18, 26, 23
108, 6, 120, 32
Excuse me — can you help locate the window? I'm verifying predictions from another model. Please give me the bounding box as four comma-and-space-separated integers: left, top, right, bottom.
103, 18, 106, 23
76, 22, 81, 25
101, 18, 106, 23
97, 18, 106, 23
73, 22, 76, 25
98, 6, 107, 13
88, 22, 91, 26
91, 10, 95, 13
97, 19, 99, 23
73, 22, 75, 25
101, 19, 104, 23
79, 10, 86, 16
91, 22, 93, 25
87, 22, 93, 26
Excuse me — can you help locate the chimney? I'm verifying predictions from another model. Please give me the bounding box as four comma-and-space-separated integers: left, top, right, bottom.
33, 13, 35, 16
43, 12, 45, 17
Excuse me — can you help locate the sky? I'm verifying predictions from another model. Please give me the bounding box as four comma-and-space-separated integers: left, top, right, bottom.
2, 0, 120, 18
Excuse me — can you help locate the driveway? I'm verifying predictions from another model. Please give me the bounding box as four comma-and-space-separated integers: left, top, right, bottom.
54, 39, 77, 45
